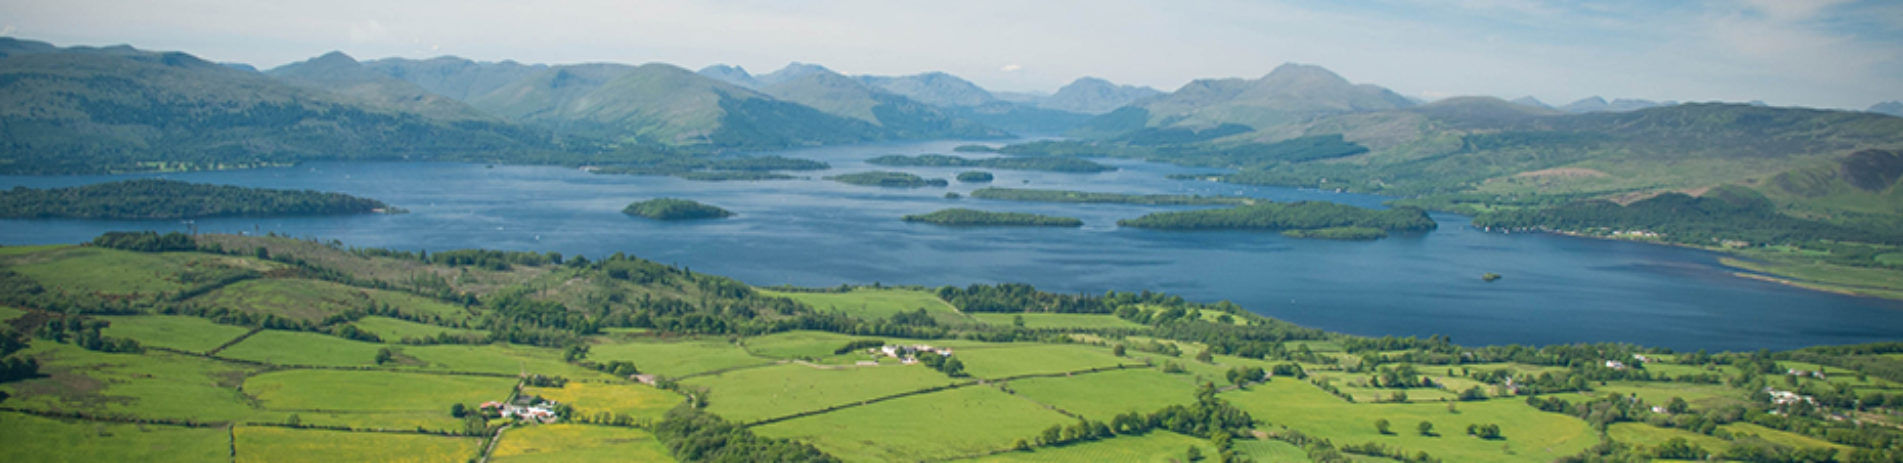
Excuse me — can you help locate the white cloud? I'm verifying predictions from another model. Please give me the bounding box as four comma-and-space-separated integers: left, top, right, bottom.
1000, 64, 1022, 72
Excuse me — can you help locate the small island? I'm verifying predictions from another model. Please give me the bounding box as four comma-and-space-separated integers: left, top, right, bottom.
1281, 226, 1388, 240
956, 171, 994, 183
588, 155, 828, 182
0, 179, 395, 220
826, 171, 949, 188
1482, 272, 1503, 282
866, 154, 1115, 173
622, 198, 734, 220
902, 208, 1083, 227
971, 187, 1255, 206
1118, 201, 1437, 235
676, 171, 797, 181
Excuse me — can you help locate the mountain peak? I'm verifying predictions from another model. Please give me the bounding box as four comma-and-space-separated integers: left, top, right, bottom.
1870, 101, 1903, 117
1262, 62, 1349, 85
313, 51, 359, 65
697, 64, 759, 89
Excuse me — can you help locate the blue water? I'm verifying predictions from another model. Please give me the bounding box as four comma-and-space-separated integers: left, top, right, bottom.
4, 139, 1899, 351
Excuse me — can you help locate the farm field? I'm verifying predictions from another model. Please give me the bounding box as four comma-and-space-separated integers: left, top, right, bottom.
956, 430, 1221, 462
587, 337, 772, 378
683, 362, 961, 423
1605, 422, 1732, 454
523, 381, 682, 422
245, 369, 515, 413
970, 312, 1149, 329
754, 385, 1074, 462
0, 411, 230, 463
1002, 367, 1200, 420
952, 343, 1139, 379
1224, 380, 1599, 463
758, 288, 967, 323
741, 330, 867, 360
98, 314, 253, 353
1, 343, 264, 422
193, 278, 383, 323
490, 424, 675, 462
349, 316, 485, 341
233, 425, 481, 463
218, 329, 384, 367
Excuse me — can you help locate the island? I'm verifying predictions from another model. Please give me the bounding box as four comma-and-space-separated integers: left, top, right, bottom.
1280, 226, 1389, 240
1482, 272, 1503, 282
675, 171, 798, 181
588, 155, 828, 182
866, 154, 1116, 173
971, 187, 1256, 206
1118, 201, 1437, 234
0, 179, 395, 220
902, 208, 1084, 227
621, 198, 734, 220
826, 171, 949, 188
956, 171, 995, 183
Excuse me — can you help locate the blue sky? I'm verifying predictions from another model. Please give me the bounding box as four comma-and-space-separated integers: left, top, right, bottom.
3, 0, 1898, 109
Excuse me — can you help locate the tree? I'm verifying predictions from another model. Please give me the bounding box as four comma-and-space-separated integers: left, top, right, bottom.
1417, 420, 1434, 436
1375, 418, 1391, 435
1113, 344, 1126, 357
374, 348, 394, 365
451, 403, 467, 418
1013, 314, 1025, 327
1186, 445, 1203, 462
1197, 349, 1214, 363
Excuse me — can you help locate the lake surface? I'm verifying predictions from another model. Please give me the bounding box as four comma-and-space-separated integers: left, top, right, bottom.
4, 139, 1900, 351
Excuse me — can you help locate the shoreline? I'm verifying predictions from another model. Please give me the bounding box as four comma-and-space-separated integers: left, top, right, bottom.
1502, 227, 1903, 302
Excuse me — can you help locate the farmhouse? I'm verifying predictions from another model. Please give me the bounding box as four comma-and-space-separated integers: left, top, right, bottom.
482, 396, 563, 424
875, 344, 955, 364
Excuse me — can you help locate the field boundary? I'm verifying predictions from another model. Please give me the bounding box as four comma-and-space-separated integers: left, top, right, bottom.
204, 326, 266, 356
0, 405, 228, 428
743, 364, 1143, 428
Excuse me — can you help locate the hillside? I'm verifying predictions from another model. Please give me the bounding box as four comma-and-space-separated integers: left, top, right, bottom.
1, 234, 1898, 462
0, 38, 553, 174
362, 56, 545, 101
1075, 63, 1414, 136
266, 51, 495, 121
467, 62, 885, 147
755, 64, 1007, 140
857, 72, 998, 108
1037, 77, 1164, 115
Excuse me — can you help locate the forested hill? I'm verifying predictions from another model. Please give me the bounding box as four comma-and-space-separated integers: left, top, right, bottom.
0, 38, 560, 175
0, 179, 393, 219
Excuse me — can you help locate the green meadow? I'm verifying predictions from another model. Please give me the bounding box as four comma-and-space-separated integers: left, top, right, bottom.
759, 288, 968, 323
233, 426, 482, 463
958, 430, 1221, 462
587, 337, 773, 378
98, 314, 253, 353
245, 369, 516, 412
754, 385, 1074, 462
971, 312, 1149, 329
523, 382, 682, 422
953, 343, 1139, 379
0, 411, 230, 463
1224, 380, 1599, 463
1003, 368, 1200, 420
684, 362, 961, 423
490, 424, 676, 462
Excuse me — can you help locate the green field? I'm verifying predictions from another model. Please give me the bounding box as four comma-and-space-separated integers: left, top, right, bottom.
1594, 381, 1748, 412
741, 330, 867, 361
349, 316, 486, 342
2, 343, 263, 422
219, 330, 384, 367
246, 369, 515, 413
194, 279, 380, 323
99, 315, 253, 353
234, 425, 481, 463
754, 385, 1073, 462
760, 288, 967, 323
953, 343, 1138, 379
491, 424, 676, 462
587, 337, 772, 378
1721, 422, 1850, 452
957, 430, 1221, 462
0, 411, 231, 463
1224, 380, 1598, 463
684, 362, 962, 423
400, 343, 615, 379
1606, 422, 1732, 455
0, 305, 27, 321
4, 246, 264, 298
1003, 368, 1199, 420
523, 382, 682, 422
971, 312, 1149, 330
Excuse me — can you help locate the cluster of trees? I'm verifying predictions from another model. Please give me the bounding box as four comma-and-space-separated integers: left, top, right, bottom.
1473, 187, 1902, 248
33, 315, 142, 354
91, 231, 198, 252
913, 351, 965, 377
936, 283, 1110, 314
1281, 227, 1387, 240
1033, 383, 1254, 452
866, 154, 1115, 173
955, 171, 993, 182
970, 187, 1251, 206
901, 208, 1083, 227
426, 249, 560, 270
0, 179, 391, 219
623, 198, 735, 220
1118, 202, 1437, 232
653, 405, 838, 463
825, 171, 948, 188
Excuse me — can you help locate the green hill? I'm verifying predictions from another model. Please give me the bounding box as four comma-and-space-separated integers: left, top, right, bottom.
1074, 63, 1413, 137
756, 64, 1008, 140
266, 51, 496, 121
362, 56, 545, 101
0, 38, 553, 174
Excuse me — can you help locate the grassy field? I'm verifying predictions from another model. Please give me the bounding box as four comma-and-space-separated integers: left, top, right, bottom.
1224, 380, 1597, 463
490, 424, 675, 462
957, 430, 1220, 462
970, 312, 1149, 330
954, 343, 1139, 379
1233, 438, 1312, 462
2, 343, 263, 422
246, 369, 515, 413
219, 330, 384, 367
1003, 368, 1199, 420
523, 382, 682, 422
754, 385, 1073, 462
0, 305, 26, 321
0, 411, 231, 462
1721, 255, 1903, 300
1721, 422, 1850, 452
759, 288, 967, 323
194, 279, 380, 323
400, 343, 615, 379
587, 337, 772, 378
1606, 422, 1731, 455
349, 316, 486, 342
684, 363, 961, 423
99, 315, 253, 353
1594, 381, 1748, 412
3, 246, 262, 299
234, 425, 481, 463
741, 330, 866, 360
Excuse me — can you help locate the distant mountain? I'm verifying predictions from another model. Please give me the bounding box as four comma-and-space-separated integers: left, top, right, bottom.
1037, 77, 1164, 115
754, 64, 1006, 139
363, 56, 545, 101
856, 72, 998, 108
992, 91, 1045, 104
466, 62, 884, 147
696, 64, 759, 89
1510, 96, 1551, 109
221, 62, 259, 73
0, 38, 551, 174
1079, 63, 1414, 137
1871, 101, 1903, 117
268, 51, 494, 121
1560, 96, 1674, 113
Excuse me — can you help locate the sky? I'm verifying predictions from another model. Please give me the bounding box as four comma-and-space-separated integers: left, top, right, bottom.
3, 0, 1899, 109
